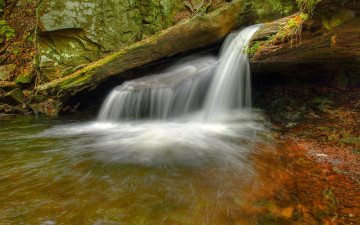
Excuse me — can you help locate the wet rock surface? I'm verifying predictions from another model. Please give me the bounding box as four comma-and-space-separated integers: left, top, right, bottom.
249, 14, 360, 77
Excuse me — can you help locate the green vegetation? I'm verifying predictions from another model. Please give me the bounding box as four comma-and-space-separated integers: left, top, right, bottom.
296, 0, 320, 14
276, 13, 308, 45
250, 41, 261, 56
0, 19, 15, 41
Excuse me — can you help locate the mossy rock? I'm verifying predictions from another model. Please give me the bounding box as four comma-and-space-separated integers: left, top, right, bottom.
14, 64, 35, 84
36, 0, 184, 81
252, 0, 298, 23
2, 88, 24, 105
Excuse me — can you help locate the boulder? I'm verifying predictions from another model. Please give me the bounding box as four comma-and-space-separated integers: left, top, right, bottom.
0, 64, 16, 81
14, 63, 35, 84
2, 88, 24, 105
36, 0, 185, 81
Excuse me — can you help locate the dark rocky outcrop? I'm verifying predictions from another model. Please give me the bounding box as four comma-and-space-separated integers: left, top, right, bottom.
249, 1, 360, 80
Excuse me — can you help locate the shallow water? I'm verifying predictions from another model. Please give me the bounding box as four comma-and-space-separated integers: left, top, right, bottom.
0, 111, 270, 224
2, 112, 359, 225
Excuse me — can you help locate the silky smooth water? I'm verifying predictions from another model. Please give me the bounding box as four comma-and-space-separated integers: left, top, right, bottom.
0, 113, 271, 224
2, 115, 352, 225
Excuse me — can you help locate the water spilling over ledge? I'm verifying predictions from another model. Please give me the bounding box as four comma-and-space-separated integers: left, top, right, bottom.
98, 25, 262, 122
42, 25, 265, 168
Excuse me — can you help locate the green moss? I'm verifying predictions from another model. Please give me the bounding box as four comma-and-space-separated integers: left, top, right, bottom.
14, 71, 34, 84
296, 0, 321, 14
250, 41, 262, 56
275, 13, 308, 44
253, 0, 298, 23
59, 67, 97, 88
322, 9, 355, 30
339, 137, 360, 145
36, 0, 251, 96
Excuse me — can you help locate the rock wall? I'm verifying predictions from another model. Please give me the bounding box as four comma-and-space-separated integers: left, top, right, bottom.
252, 0, 298, 22
36, 0, 184, 81
249, 0, 360, 76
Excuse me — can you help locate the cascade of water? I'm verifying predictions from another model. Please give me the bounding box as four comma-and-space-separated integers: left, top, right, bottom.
98, 57, 217, 120
98, 25, 261, 122
202, 25, 262, 121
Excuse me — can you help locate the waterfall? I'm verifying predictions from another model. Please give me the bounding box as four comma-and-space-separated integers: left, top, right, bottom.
98, 25, 261, 122
203, 25, 261, 120
98, 56, 217, 120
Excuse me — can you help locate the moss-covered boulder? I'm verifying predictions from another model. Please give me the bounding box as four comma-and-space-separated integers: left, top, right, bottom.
36, 0, 184, 81
14, 63, 35, 84
3, 88, 24, 105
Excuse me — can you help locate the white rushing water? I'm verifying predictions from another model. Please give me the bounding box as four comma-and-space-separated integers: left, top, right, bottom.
40, 25, 265, 167
203, 25, 261, 120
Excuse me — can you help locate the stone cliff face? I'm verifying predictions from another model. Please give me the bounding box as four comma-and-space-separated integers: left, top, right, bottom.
36, 0, 184, 81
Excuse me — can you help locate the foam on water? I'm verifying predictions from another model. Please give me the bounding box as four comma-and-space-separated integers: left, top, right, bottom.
39, 111, 266, 167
